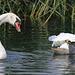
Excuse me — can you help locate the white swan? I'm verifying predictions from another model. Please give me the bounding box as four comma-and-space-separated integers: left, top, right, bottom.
0, 12, 21, 59
48, 33, 75, 54
48, 33, 75, 47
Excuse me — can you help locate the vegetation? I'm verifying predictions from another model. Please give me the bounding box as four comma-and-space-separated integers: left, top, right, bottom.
0, 0, 75, 32
30, 0, 75, 32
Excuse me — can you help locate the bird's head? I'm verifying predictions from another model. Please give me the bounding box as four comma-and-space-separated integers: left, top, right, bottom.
14, 17, 21, 32
65, 40, 71, 44
6, 13, 21, 32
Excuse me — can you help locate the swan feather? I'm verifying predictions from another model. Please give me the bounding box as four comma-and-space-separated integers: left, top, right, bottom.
0, 12, 21, 59
49, 33, 75, 47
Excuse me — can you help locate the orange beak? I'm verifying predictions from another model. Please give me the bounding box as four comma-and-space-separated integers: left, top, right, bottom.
15, 22, 21, 32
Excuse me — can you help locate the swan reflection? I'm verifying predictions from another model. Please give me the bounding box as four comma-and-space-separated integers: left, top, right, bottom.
53, 55, 75, 74
0, 61, 5, 75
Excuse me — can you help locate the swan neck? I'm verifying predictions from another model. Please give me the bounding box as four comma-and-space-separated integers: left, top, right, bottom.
0, 13, 8, 25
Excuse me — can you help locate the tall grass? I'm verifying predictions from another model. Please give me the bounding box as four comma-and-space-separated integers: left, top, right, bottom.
0, 0, 75, 32
71, 6, 74, 33
30, 0, 67, 26
30, 0, 75, 31
0, 0, 33, 18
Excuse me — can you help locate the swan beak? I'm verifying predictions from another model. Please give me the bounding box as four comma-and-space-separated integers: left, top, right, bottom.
15, 22, 21, 32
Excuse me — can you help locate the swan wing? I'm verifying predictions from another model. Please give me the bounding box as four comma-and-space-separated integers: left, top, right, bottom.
59, 43, 69, 50
49, 33, 75, 47
48, 35, 57, 41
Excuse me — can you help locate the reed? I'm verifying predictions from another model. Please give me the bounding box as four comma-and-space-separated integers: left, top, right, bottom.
30, 0, 63, 24
37, 0, 49, 18
9, 58, 13, 75
71, 6, 74, 33
0, 0, 75, 31
30, 0, 75, 31
30, 0, 40, 19
30, 0, 50, 20
41, 1, 59, 27
0, 0, 33, 17
61, 0, 66, 30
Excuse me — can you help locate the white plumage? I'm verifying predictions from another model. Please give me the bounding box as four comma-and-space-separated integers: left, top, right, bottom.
48, 33, 75, 47
0, 42, 7, 59
0, 12, 21, 59
48, 33, 75, 54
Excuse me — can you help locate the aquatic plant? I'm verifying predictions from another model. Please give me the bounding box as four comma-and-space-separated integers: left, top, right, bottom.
30, 0, 75, 32
0, 0, 75, 32
8, 58, 12, 75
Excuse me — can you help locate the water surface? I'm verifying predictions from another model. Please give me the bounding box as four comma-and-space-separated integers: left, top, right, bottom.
0, 19, 75, 75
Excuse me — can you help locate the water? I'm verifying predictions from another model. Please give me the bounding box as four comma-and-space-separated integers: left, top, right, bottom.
0, 19, 75, 75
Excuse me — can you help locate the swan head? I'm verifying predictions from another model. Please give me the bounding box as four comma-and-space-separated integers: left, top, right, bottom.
14, 17, 21, 32
7, 13, 21, 32
65, 40, 71, 44
0, 13, 21, 32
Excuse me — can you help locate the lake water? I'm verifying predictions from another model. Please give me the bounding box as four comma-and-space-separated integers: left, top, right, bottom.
0, 18, 75, 75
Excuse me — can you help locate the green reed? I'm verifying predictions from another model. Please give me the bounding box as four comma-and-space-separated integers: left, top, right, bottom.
41, 0, 59, 27
71, 6, 74, 33
30, 0, 75, 30
8, 58, 13, 75
61, 0, 66, 29
0, 0, 75, 31
30, 0, 65, 25
0, 0, 32, 16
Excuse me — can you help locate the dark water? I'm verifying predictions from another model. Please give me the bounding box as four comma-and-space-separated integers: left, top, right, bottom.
0, 19, 75, 75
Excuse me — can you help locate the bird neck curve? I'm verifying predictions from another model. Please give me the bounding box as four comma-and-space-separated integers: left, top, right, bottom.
0, 13, 9, 25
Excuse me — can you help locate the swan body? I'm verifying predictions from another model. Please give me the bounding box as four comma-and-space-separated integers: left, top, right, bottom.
0, 12, 21, 59
48, 33, 75, 47
0, 42, 7, 59
59, 43, 69, 49
52, 40, 75, 54
52, 43, 69, 54
49, 33, 75, 54
52, 48, 69, 54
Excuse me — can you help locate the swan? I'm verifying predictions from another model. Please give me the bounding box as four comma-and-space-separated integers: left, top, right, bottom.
48, 33, 75, 54
52, 40, 75, 54
0, 12, 21, 59
51, 41, 69, 54
48, 33, 75, 47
